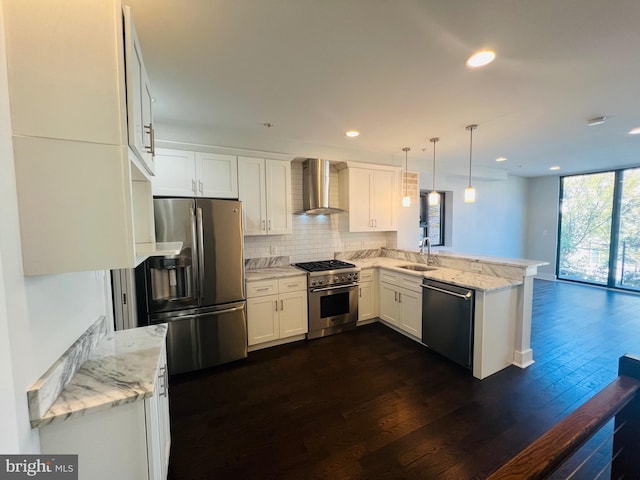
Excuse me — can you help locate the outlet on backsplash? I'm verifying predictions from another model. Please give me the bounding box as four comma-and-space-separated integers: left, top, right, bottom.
470, 263, 483, 273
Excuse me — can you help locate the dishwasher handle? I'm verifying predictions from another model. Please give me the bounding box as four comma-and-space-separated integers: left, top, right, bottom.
421, 283, 473, 300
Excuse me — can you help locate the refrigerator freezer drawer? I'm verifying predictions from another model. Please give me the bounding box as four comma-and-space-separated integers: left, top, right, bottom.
150, 302, 247, 375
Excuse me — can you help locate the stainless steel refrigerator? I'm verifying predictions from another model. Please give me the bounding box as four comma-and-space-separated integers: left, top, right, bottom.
136, 198, 247, 374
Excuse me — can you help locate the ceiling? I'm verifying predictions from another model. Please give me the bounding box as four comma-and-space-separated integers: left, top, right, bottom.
123, 0, 640, 178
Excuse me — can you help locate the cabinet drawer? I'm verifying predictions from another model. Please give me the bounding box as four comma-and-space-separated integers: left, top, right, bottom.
246, 279, 278, 297
278, 276, 307, 293
398, 273, 423, 293
379, 270, 398, 284
360, 268, 375, 283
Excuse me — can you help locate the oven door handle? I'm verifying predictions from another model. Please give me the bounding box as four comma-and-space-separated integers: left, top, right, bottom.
309, 283, 358, 293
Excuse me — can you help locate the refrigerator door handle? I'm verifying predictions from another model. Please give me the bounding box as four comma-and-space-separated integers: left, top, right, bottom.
197, 207, 205, 300
153, 305, 245, 323
190, 206, 200, 301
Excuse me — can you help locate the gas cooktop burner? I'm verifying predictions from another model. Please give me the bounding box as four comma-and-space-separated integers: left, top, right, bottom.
293, 259, 357, 272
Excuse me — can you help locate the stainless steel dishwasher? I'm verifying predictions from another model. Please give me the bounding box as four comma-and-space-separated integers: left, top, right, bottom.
421, 278, 474, 370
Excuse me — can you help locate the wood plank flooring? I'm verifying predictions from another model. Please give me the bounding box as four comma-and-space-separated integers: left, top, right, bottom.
167, 280, 640, 479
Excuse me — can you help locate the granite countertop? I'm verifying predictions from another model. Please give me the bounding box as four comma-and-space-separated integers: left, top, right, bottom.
351, 257, 522, 292
429, 251, 548, 268
31, 324, 167, 428
245, 265, 306, 282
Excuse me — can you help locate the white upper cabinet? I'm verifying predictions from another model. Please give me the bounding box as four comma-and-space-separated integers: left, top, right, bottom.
153, 148, 238, 198
124, 6, 155, 175
197, 152, 238, 198
238, 157, 292, 235
153, 149, 197, 197
339, 165, 399, 232
3, 0, 173, 275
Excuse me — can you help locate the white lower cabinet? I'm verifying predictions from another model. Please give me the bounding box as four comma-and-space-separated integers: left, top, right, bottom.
358, 269, 378, 322
247, 276, 308, 346
378, 269, 422, 339
39, 346, 170, 480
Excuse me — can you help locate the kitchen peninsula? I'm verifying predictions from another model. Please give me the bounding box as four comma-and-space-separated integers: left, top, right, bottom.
337, 248, 547, 379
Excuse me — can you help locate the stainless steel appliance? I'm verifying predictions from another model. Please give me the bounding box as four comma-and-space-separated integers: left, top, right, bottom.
421, 278, 474, 370
296, 158, 345, 215
136, 198, 247, 374
293, 260, 360, 339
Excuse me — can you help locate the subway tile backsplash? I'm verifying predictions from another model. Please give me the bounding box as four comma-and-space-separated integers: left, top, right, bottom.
243, 161, 395, 263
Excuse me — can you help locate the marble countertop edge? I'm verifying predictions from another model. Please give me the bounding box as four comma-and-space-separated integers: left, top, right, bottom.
29, 324, 167, 429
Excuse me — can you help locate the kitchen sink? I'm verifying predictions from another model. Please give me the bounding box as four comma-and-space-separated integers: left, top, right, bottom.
398, 264, 438, 272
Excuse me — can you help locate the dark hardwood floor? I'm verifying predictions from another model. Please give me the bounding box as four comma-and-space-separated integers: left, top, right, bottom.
167, 280, 640, 479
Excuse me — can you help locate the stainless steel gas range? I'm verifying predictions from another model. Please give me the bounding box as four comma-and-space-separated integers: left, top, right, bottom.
293, 260, 361, 339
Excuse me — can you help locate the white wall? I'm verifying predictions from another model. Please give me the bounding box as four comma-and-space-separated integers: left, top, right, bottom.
525, 176, 560, 278
0, 1, 111, 453
417, 169, 529, 258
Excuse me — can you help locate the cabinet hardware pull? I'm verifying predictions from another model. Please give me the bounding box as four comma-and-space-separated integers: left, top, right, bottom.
256, 287, 270, 292
398, 292, 401, 303
262, 220, 266, 231
268, 219, 271, 231
359, 289, 362, 298
199, 180, 203, 193
275, 300, 278, 311
394, 291, 398, 302
159, 365, 168, 397
280, 299, 283, 310
192, 179, 197, 194
144, 123, 155, 156
287, 284, 298, 288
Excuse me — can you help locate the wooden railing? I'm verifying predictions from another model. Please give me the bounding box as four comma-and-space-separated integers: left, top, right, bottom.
488, 354, 640, 480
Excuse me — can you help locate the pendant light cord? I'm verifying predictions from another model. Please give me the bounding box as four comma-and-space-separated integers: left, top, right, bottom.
402, 147, 410, 197
430, 137, 438, 192
466, 124, 477, 186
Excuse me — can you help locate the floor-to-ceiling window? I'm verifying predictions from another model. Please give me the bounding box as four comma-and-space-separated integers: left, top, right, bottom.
557, 168, 640, 291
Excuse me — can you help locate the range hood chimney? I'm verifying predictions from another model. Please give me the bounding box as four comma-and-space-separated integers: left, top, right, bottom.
298, 158, 345, 215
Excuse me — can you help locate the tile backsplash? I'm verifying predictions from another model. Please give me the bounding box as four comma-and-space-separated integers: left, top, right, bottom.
243, 161, 395, 263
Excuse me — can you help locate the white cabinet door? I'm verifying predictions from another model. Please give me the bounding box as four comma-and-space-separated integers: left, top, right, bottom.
399, 288, 422, 338
279, 290, 308, 338
238, 157, 291, 235
379, 283, 400, 326
145, 353, 170, 480
196, 152, 238, 198
358, 282, 375, 321
247, 294, 279, 345
153, 149, 197, 196
238, 157, 268, 235
371, 170, 396, 231
348, 168, 373, 231
265, 159, 292, 235
124, 7, 155, 175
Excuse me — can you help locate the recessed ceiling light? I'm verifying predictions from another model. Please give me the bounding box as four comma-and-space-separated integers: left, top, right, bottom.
549, 166, 561, 171
629, 126, 640, 135
466, 50, 496, 68
587, 116, 607, 126
345, 130, 360, 137
496, 156, 508, 162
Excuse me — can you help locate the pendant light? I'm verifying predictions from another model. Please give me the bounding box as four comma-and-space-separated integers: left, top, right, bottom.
464, 124, 477, 203
428, 137, 440, 206
402, 147, 411, 207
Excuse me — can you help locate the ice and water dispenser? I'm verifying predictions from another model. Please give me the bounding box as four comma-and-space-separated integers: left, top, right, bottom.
147, 254, 193, 302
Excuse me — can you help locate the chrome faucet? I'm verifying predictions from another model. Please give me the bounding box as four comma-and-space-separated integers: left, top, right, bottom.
419, 237, 432, 263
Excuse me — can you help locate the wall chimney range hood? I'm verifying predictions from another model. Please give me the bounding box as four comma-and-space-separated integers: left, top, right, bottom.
298, 158, 345, 215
